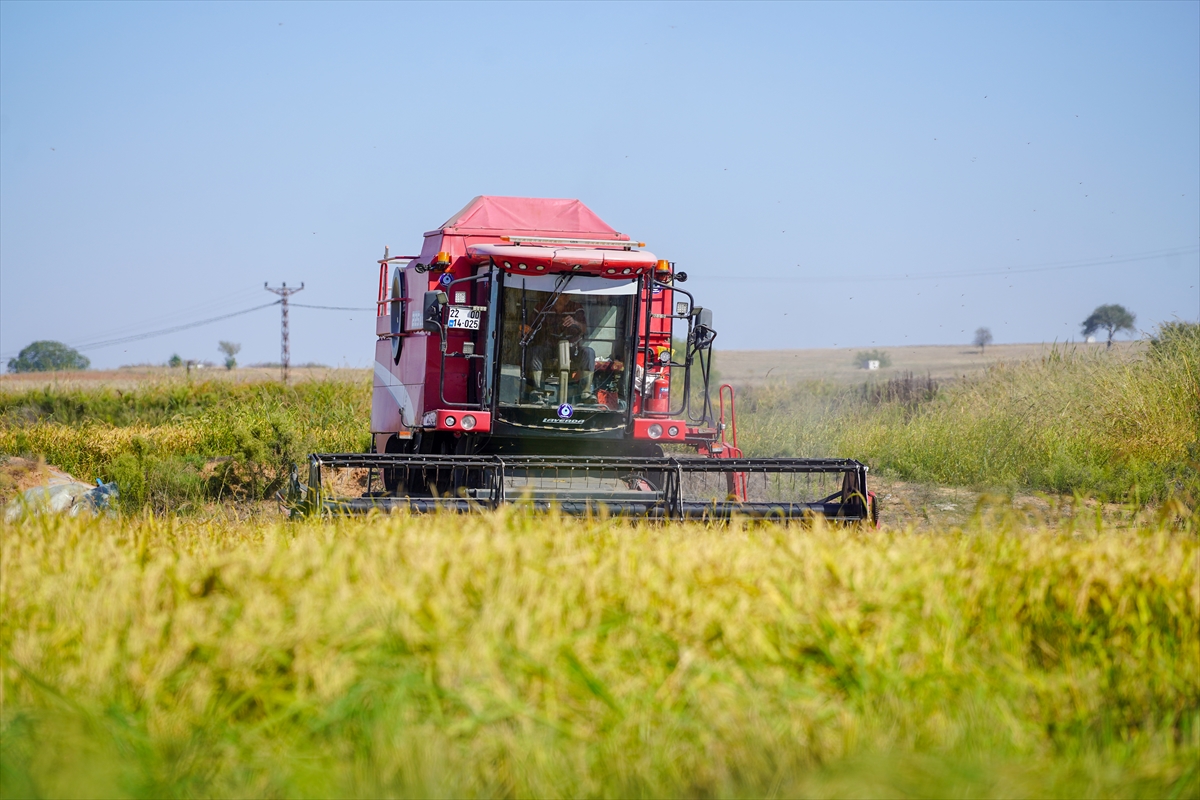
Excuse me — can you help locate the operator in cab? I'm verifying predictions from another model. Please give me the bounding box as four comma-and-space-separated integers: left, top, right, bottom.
523, 297, 596, 404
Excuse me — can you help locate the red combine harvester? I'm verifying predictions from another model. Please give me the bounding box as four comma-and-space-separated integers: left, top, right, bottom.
306, 196, 876, 522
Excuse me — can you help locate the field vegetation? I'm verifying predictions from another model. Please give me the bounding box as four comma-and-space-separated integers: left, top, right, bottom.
1, 323, 1196, 513
2, 511, 1196, 798
1, 325, 1197, 797
0, 379, 369, 511
736, 322, 1200, 505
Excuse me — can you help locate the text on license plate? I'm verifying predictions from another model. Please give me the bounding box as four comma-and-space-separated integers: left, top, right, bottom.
446, 306, 482, 330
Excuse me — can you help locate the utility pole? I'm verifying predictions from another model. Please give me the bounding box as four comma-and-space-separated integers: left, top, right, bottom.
264, 282, 304, 382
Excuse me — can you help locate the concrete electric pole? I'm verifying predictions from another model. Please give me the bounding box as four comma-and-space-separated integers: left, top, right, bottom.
264, 282, 304, 382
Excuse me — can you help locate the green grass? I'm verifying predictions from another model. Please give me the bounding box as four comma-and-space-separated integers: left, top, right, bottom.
2, 510, 1196, 798
0, 379, 370, 511
737, 322, 1200, 503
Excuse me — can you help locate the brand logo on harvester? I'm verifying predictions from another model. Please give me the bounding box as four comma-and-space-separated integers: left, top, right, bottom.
439, 272, 453, 286
557, 403, 573, 418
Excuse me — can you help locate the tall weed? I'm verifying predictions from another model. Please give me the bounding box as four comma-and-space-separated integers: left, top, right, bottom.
739, 323, 1199, 502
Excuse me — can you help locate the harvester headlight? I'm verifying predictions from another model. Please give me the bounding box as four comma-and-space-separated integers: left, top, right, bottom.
668, 425, 680, 437
622, 268, 632, 274
535, 264, 545, 270
503, 261, 512, 268
460, 414, 477, 430
518, 263, 528, 270
647, 423, 663, 439
444, 415, 457, 427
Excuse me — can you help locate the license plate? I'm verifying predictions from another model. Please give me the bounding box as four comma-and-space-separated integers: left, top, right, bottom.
446, 306, 482, 330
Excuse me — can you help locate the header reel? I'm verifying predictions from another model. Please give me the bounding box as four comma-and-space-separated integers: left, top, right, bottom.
301, 453, 876, 525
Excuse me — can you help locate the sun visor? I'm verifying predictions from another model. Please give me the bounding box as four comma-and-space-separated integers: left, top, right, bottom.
504, 274, 639, 295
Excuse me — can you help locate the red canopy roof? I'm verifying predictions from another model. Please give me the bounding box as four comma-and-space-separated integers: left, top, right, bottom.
432, 196, 630, 241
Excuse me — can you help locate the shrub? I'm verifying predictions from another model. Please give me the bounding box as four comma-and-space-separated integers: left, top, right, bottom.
1149, 319, 1199, 358
853, 349, 892, 369
858, 371, 938, 408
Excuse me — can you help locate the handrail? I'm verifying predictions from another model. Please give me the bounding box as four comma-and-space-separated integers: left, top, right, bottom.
376, 257, 419, 315
718, 383, 739, 451
716, 384, 746, 500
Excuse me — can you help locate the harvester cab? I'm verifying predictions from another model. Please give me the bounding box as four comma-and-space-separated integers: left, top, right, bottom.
307, 196, 875, 523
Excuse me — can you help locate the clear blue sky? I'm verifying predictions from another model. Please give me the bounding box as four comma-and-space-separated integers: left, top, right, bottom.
2, 1, 1197, 368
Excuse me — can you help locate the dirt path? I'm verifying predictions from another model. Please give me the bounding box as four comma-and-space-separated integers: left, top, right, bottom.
869, 474, 1143, 531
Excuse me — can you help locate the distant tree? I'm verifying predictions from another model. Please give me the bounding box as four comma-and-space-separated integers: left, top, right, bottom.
6, 341, 90, 373
853, 349, 892, 369
217, 341, 241, 370
1081, 304, 1136, 350
168, 353, 183, 368
973, 327, 993, 354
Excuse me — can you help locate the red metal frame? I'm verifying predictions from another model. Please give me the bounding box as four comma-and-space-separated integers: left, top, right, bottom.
716, 384, 747, 500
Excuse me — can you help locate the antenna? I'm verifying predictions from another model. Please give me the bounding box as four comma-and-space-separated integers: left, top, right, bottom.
264, 281, 305, 382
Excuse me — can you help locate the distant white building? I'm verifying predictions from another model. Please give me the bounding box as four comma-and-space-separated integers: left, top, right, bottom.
867, 360, 880, 370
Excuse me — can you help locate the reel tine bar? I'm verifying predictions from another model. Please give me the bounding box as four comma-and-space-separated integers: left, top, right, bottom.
308, 453, 871, 522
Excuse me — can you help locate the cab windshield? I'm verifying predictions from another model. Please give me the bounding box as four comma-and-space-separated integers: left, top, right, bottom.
497, 274, 635, 410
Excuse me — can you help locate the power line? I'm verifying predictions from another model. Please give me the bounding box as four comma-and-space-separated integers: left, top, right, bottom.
291, 303, 374, 311
57, 287, 268, 346
66, 301, 281, 353
1, 294, 377, 361
699, 245, 1200, 283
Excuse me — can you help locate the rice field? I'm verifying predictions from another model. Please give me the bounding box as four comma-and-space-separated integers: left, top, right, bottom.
1, 324, 1197, 797
1, 510, 1196, 799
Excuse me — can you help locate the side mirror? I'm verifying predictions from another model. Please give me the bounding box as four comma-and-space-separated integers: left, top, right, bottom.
423, 291, 446, 331
691, 307, 717, 350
